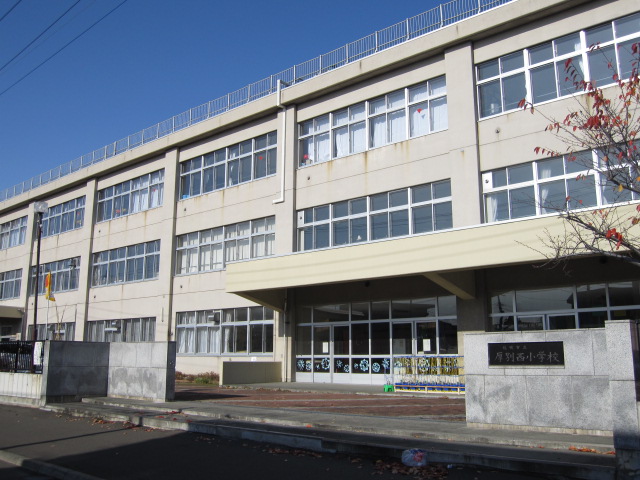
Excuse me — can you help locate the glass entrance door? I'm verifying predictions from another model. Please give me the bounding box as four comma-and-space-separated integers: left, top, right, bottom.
312, 325, 331, 382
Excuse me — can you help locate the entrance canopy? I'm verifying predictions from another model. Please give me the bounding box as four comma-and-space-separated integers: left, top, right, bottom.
226, 215, 560, 310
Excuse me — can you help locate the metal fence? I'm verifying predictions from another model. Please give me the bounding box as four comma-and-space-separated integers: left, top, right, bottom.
0, 341, 44, 373
392, 355, 465, 393
0, 0, 514, 204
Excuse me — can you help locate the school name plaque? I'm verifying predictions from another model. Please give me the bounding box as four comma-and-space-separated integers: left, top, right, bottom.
488, 341, 565, 366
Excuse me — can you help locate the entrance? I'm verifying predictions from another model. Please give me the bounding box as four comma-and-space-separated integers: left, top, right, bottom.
294, 297, 458, 385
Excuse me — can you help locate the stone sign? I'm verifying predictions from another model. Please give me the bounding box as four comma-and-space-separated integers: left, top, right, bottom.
488, 341, 564, 366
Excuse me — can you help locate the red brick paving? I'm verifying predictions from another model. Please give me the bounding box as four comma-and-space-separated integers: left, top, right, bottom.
175, 384, 466, 421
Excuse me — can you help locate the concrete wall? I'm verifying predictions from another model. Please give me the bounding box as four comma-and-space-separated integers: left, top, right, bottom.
0, 372, 42, 406
0, 341, 176, 406
108, 342, 176, 402
221, 361, 282, 385
464, 321, 639, 435
41, 341, 110, 403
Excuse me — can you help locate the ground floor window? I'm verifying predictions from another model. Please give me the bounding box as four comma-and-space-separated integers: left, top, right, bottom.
490, 281, 640, 331
27, 322, 75, 341
176, 306, 274, 355
295, 297, 457, 377
86, 318, 155, 342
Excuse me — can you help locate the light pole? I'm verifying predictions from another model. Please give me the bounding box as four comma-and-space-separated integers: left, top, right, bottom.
32, 201, 48, 341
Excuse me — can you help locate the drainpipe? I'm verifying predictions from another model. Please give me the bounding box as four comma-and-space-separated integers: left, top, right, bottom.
273, 79, 289, 204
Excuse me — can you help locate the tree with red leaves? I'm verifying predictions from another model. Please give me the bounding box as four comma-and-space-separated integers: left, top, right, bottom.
520, 42, 640, 267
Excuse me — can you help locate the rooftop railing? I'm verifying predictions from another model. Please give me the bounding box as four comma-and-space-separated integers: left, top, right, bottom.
0, 0, 514, 204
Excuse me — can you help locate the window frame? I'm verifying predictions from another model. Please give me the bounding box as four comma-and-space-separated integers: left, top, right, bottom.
91, 241, 160, 287
477, 13, 640, 119
96, 170, 164, 223
482, 150, 639, 223
175, 217, 275, 275
179, 132, 277, 200
0, 268, 22, 300
176, 307, 274, 355
41, 196, 85, 237
297, 181, 452, 251
298, 76, 447, 167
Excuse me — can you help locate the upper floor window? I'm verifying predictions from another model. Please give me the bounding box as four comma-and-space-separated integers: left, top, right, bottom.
175, 216, 275, 275
91, 240, 160, 287
482, 150, 639, 223
96, 170, 164, 222
0, 216, 27, 250
299, 76, 447, 167
298, 181, 452, 251
477, 12, 640, 118
30, 257, 80, 296
41, 197, 85, 237
180, 132, 277, 199
0, 269, 21, 300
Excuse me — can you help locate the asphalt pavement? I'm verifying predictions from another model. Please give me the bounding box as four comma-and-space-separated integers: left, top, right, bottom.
0, 382, 619, 479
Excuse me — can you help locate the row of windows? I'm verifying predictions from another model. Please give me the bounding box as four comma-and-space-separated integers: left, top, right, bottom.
85, 318, 156, 342
297, 181, 452, 251
0, 217, 27, 250
96, 170, 164, 222
490, 281, 640, 331
299, 77, 447, 167
91, 241, 160, 287
176, 307, 275, 355
176, 216, 275, 274
482, 151, 638, 222
299, 297, 456, 323
27, 322, 76, 342
180, 132, 277, 199
0, 269, 21, 300
30, 257, 80, 295
477, 12, 640, 117
41, 197, 85, 238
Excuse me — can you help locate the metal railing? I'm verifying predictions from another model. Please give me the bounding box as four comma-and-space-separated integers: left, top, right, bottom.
0, 341, 44, 373
392, 355, 465, 393
0, 0, 514, 204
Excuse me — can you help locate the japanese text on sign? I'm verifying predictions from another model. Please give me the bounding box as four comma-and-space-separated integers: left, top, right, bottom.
488, 342, 564, 366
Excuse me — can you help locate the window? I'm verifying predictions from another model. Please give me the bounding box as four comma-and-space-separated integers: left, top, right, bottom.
298, 181, 452, 251
177, 307, 274, 355
0, 216, 27, 250
91, 241, 160, 286
0, 269, 21, 300
97, 170, 164, 222
490, 281, 640, 331
30, 257, 80, 295
482, 150, 635, 223
41, 197, 85, 237
476, 12, 640, 118
27, 322, 75, 341
86, 318, 156, 342
299, 76, 447, 166
482, 151, 638, 222
175, 216, 274, 274
295, 296, 457, 375
179, 132, 277, 199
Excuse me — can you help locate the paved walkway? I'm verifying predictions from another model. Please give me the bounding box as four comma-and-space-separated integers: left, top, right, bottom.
31, 382, 616, 480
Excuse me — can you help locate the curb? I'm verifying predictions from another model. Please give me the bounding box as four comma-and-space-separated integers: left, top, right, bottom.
0, 448, 104, 480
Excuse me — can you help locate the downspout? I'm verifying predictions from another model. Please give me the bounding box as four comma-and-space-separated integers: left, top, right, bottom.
273, 79, 288, 204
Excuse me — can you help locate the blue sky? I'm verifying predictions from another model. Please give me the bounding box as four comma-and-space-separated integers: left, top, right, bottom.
0, 0, 444, 193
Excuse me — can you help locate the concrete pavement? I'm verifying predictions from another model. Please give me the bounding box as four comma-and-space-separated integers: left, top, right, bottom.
0, 382, 617, 479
